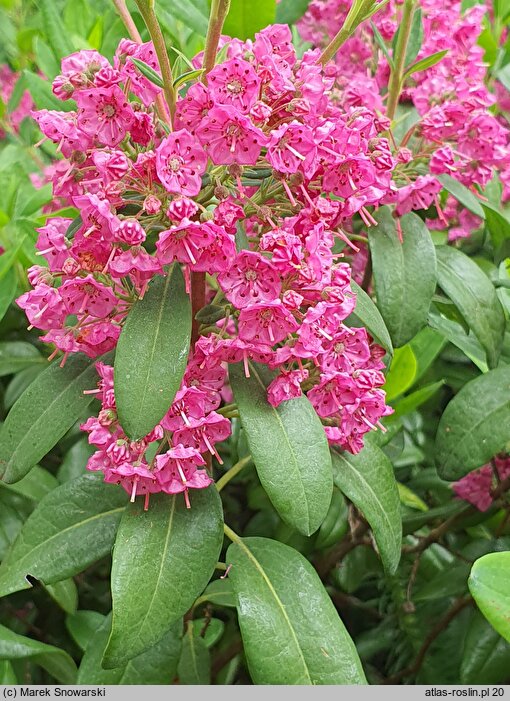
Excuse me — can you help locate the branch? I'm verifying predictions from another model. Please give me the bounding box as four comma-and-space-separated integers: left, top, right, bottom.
384, 596, 472, 684
202, 0, 231, 79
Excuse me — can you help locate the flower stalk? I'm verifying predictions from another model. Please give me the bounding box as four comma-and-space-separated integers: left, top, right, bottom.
202, 0, 231, 79
386, 0, 417, 120
134, 0, 177, 125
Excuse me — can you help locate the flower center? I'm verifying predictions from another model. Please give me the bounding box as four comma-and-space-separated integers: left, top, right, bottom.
226, 79, 243, 95
168, 156, 182, 172
245, 269, 257, 282
102, 104, 116, 118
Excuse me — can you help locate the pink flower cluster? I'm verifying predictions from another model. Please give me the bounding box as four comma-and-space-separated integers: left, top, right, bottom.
0, 65, 34, 137
452, 456, 510, 511
299, 0, 510, 240
18, 28, 399, 505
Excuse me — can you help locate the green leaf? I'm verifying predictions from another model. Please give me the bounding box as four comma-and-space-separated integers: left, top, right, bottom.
332, 442, 402, 574
370, 208, 437, 348
429, 308, 488, 373
0, 352, 110, 484
370, 21, 393, 68
0, 623, 76, 683
315, 488, 349, 549
393, 380, 445, 417
404, 8, 423, 67
57, 437, 94, 483
173, 68, 203, 89
66, 610, 107, 652
397, 482, 428, 511
0, 341, 44, 377
0, 660, 17, 684
469, 552, 510, 643
229, 362, 332, 536
435, 246, 505, 369
129, 56, 163, 88
227, 536, 366, 684
409, 326, 446, 380
348, 280, 393, 355
0, 465, 58, 502
33, 35, 61, 79
414, 563, 471, 602
435, 366, 510, 479
191, 618, 225, 648
0, 474, 126, 597
196, 578, 236, 608
482, 202, 510, 250
162, 0, 209, 36
223, 0, 277, 40
403, 49, 448, 80
461, 610, 510, 684
275, 0, 310, 24
114, 266, 191, 440
178, 622, 211, 684
383, 345, 417, 401
436, 174, 485, 220
23, 70, 76, 112
39, 0, 75, 60
44, 578, 78, 614
78, 615, 181, 684
104, 487, 223, 668
0, 267, 17, 323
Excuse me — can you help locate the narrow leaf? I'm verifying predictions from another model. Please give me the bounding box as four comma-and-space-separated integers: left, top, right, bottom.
0, 474, 126, 597
332, 443, 402, 573
44, 578, 78, 615
0, 267, 17, 323
129, 56, 163, 88
436, 246, 505, 369
482, 202, 510, 250
461, 610, 510, 684
173, 69, 203, 88
383, 345, 417, 401
114, 266, 191, 440
78, 615, 181, 684
229, 362, 332, 536
104, 487, 223, 667
276, 0, 311, 24
0, 341, 44, 377
436, 174, 485, 220
39, 0, 74, 60
0, 624, 76, 683
370, 208, 437, 348
469, 552, 510, 643
403, 49, 448, 79
348, 280, 393, 355
227, 536, 366, 684
177, 623, 211, 684
435, 366, 510, 479
0, 352, 112, 484
66, 611, 106, 652
404, 8, 423, 67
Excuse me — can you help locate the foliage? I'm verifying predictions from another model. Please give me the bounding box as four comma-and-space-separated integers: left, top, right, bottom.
0, 0, 509, 687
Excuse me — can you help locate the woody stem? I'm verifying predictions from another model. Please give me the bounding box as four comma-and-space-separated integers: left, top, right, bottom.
134, 0, 176, 126
112, 0, 143, 42
202, 0, 231, 80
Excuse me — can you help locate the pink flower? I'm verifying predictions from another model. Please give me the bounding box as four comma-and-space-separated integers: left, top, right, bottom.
238, 301, 298, 346
156, 219, 215, 267
59, 275, 118, 317
266, 121, 317, 177
17, 284, 67, 330
173, 412, 232, 463
155, 129, 207, 197
76, 85, 135, 147
196, 105, 267, 165
218, 250, 282, 308
207, 57, 260, 114
267, 369, 308, 407
115, 40, 162, 106
154, 445, 212, 506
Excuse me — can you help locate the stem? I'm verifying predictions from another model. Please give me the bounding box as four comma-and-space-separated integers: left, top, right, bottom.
318, 0, 388, 66
134, 0, 176, 125
386, 0, 416, 120
223, 523, 242, 544
202, 0, 231, 79
112, 0, 143, 42
216, 456, 252, 492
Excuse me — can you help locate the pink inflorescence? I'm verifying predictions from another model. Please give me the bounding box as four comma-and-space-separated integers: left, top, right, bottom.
299, 0, 510, 241
18, 30, 407, 506
452, 456, 510, 512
